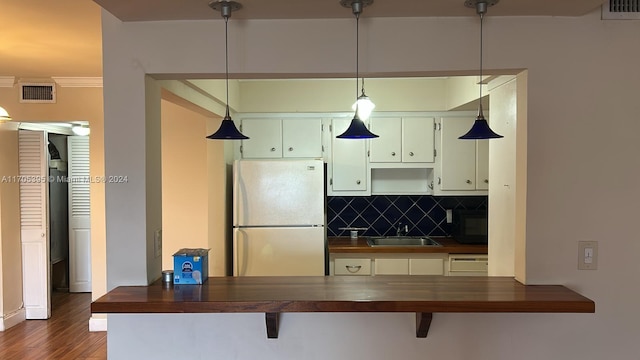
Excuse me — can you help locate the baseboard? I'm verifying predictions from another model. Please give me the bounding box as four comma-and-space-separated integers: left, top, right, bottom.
0, 308, 26, 331
89, 314, 108, 332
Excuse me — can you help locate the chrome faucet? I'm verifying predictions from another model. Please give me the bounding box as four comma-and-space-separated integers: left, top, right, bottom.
396, 222, 409, 237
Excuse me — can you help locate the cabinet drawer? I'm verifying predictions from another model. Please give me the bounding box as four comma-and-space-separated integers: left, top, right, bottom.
334, 258, 372, 276
409, 258, 444, 275
449, 256, 488, 273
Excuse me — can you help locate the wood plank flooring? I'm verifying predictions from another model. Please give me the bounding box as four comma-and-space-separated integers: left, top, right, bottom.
0, 291, 106, 360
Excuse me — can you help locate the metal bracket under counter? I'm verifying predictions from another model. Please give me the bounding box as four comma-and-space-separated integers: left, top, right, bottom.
91, 276, 595, 340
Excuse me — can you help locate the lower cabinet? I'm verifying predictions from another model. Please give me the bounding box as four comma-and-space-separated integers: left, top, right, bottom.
331, 254, 447, 276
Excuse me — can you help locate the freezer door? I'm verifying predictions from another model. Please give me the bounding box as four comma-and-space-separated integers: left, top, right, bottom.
234, 227, 325, 276
234, 159, 325, 226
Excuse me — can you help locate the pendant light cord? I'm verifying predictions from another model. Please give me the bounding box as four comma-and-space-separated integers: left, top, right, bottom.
478, 11, 484, 118
355, 11, 360, 103
224, 14, 231, 118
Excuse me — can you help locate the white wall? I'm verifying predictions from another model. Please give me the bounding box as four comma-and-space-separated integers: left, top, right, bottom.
101, 9, 640, 359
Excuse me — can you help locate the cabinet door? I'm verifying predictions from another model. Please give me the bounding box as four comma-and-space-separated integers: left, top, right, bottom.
402, 117, 435, 163
374, 258, 409, 275
475, 139, 489, 190
409, 258, 444, 275
331, 118, 368, 191
440, 117, 476, 190
369, 117, 401, 163
241, 119, 282, 158
282, 118, 322, 158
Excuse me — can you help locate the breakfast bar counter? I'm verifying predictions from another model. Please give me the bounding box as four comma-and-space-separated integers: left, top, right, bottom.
92, 276, 594, 339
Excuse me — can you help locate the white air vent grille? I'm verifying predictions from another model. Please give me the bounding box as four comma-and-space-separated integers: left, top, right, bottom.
603, 0, 640, 19
20, 83, 56, 103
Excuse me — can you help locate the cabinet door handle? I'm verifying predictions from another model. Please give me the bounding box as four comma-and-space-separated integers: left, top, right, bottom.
409, 152, 414, 156
484, 179, 489, 184
345, 265, 362, 273
466, 180, 472, 184
288, 147, 294, 152
270, 147, 276, 152
356, 180, 361, 185
391, 152, 396, 156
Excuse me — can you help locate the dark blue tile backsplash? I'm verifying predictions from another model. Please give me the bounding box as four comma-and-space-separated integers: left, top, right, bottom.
327, 195, 488, 237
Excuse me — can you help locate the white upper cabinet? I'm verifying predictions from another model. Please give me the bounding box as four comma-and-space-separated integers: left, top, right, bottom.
240, 118, 322, 159
369, 117, 401, 162
436, 117, 488, 193
282, 118, 323, 158
370, 117, 435, 164
240, 118, 282, 158
329, 118, 368, 194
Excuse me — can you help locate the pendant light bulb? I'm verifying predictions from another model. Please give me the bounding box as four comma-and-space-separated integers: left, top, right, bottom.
459, 0, 503, 140
206, 1, 249, 140
0, 105, 12, 121
352, 78, 375, 121
337, 0, 378, 139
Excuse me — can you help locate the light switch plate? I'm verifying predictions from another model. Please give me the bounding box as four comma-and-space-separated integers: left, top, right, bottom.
578, 241, 597, 270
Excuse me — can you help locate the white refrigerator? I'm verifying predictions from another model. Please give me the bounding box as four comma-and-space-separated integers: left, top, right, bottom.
233, 159, 326, 276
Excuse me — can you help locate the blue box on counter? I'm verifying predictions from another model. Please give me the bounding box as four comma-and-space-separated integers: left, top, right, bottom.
173, 248, 209, 284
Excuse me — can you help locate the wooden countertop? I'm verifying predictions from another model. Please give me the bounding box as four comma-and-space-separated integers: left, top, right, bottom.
92, 276, 594, 339
328, 236, 488, 254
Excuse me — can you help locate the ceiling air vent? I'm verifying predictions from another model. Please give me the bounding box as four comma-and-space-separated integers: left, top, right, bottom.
602, 0, 640, 19
19, 83, 56, 103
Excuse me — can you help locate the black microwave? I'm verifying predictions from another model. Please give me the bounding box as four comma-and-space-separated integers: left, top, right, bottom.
451, 209, 488, 244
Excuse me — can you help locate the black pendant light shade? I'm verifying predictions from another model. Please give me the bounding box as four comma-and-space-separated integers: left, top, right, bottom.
337, 112, 379, 139
206, 107, 249, 140
206, 1, 249, 140
459, 0, 503, 140
459, 115, 503, 139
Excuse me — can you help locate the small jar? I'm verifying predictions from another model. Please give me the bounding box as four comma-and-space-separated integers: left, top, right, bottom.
162, 270, 174, 287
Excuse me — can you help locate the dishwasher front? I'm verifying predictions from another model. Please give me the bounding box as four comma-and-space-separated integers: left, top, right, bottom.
447, 254, 488, 276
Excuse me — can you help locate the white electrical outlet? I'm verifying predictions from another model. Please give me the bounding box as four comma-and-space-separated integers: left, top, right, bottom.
446, 209, 453, 223
578, 241, 597, 270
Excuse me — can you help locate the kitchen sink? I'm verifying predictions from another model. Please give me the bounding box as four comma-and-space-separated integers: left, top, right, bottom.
366, 236, 442, 247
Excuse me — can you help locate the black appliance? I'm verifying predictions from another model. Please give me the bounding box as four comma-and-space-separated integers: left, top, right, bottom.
451, 209, 488, 244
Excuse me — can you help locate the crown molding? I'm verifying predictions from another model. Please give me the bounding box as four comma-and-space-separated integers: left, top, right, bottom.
52, 77, 103, 88
0, 76, 16, 87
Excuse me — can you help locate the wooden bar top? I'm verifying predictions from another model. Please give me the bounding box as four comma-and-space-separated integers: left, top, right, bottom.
328, 236, 488, 254
92, 276, 594, 314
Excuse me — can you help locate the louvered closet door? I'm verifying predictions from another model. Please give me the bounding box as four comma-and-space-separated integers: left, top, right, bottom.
68, 136, 91, 293
18, 130, 50, 319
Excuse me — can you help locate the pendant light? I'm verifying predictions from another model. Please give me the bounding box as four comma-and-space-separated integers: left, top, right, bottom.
459, 0, 503, 140
0, 105, 11, 121
206, 0, 249, 140
336, 0, 378, 139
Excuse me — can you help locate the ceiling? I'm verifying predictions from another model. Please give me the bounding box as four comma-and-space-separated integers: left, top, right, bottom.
0, 0, 607, 80
95, 0, 607, 21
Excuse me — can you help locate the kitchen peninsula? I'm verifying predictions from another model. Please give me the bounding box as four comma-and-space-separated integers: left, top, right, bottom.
93, 275, 594, 358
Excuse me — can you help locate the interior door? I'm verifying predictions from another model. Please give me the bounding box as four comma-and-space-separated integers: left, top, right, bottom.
67, 136, 92, 292
18, 130, 50, 319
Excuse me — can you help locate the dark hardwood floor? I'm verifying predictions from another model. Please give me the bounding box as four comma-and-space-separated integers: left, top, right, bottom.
0, 291, 106, 359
